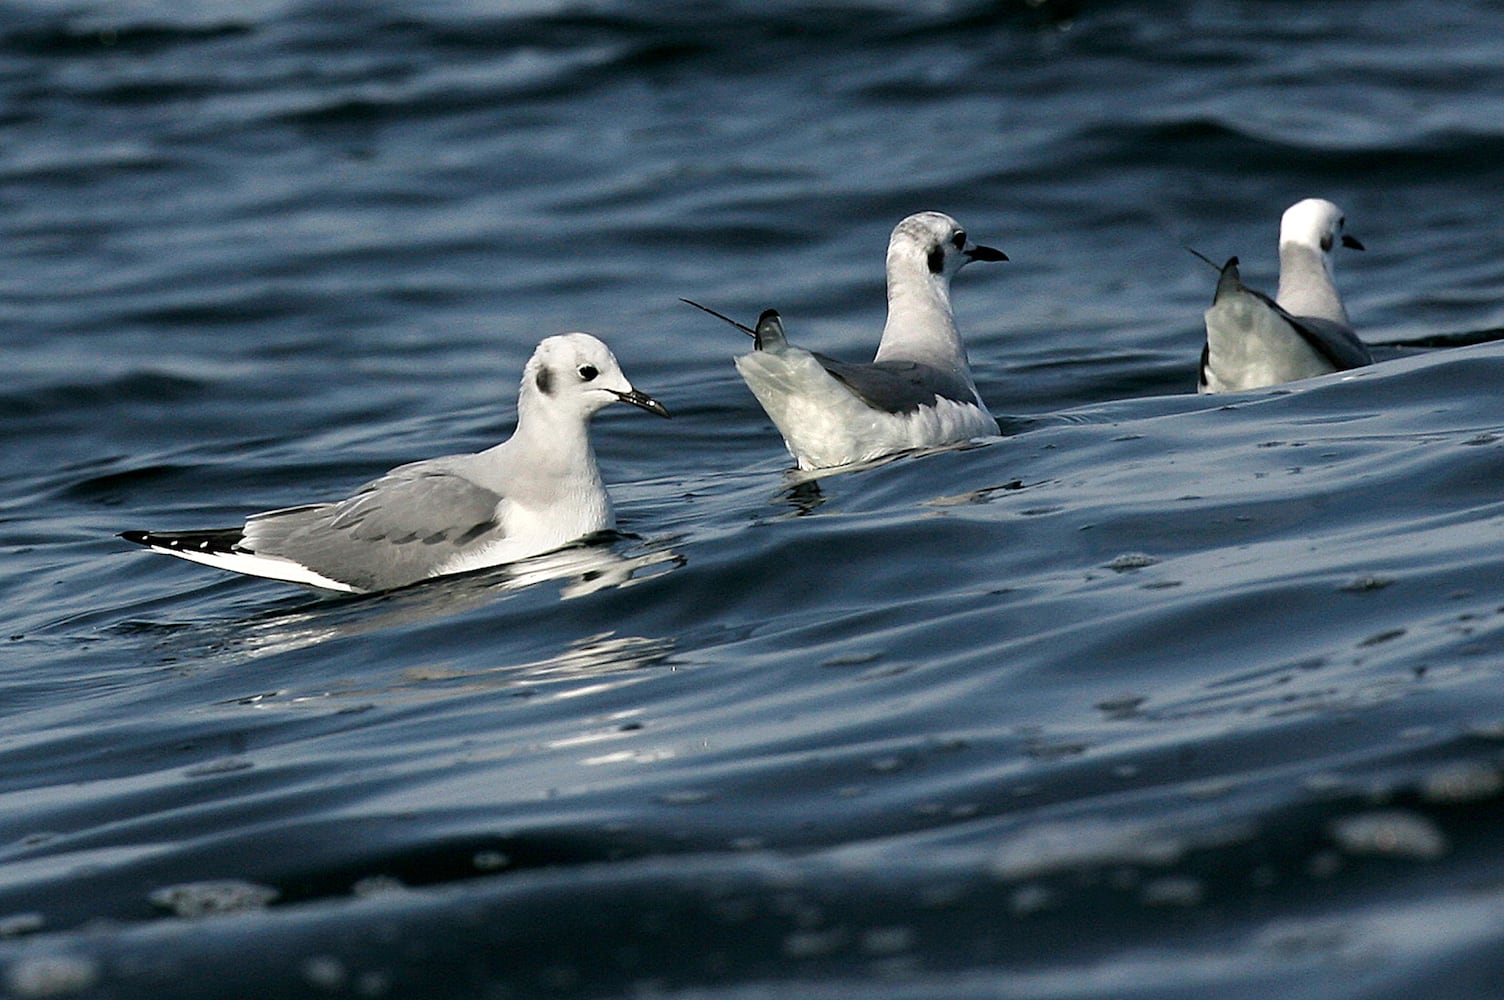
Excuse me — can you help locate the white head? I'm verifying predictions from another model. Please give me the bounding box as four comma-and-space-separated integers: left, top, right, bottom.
1275, 199, 1364, 324
1280, 198, 1364, 255
520, 333, 668, 422
877, 211, 1006, 368
886, 211, 1008, 283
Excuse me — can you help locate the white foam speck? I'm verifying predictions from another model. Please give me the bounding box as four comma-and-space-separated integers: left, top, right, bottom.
1330, 809, 1448, 860
3, 954, 99, 998
148, 879, 279, 918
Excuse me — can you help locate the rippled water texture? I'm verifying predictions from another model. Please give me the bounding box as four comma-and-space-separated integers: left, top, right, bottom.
3, 1, 1504, 997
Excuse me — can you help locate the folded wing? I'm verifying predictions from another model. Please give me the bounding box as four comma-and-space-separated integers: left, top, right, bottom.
243, 461, 506, 592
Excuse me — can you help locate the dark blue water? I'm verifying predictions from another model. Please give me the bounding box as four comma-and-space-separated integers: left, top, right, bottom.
5, 1, 1504, 996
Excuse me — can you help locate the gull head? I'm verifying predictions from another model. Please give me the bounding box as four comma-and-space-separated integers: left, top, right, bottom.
1280, 198, 1364, 256
887, 211, 1007, 284
523, 333, 668, 420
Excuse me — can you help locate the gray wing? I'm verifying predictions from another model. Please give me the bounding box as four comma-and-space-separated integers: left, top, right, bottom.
243, 461, 505, 592
1282, 313, 1373, 371
813, 354, 978, 414
1225, 267, 1371, 372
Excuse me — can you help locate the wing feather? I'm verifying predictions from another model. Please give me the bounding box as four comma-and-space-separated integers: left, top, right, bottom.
242, 462, 505, 591
814, 354, 978, 413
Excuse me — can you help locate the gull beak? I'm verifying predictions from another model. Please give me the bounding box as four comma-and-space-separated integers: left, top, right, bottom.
1341, 233, 1365, 251
965, 244, 1009, 263
614, 388, 670, 418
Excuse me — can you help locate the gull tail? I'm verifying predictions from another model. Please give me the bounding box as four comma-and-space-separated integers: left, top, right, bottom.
1213, 256, 1243, 302
753, 310, 787, 351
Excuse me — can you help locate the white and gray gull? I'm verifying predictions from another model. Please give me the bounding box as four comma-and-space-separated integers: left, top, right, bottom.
120, 333, 669, 593
1199, 198, 1372, 393
687, 211, 1006, 470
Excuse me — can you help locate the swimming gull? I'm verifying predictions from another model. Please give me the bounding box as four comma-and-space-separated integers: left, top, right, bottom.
1199, 198, 1372, 393
120, 333, 669, 593
687, 211, 1005, 471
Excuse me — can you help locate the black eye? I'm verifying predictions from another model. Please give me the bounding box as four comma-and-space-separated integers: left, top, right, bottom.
578, 364, 598, 382
952, 231, 966, 249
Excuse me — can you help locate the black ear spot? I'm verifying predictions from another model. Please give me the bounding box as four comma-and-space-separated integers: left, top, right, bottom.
927, 247, 945, 274
1320, 233, 1333, 252
535, 366, 554, 395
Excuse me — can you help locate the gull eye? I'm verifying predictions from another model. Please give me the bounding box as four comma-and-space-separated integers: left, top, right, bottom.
578, 364, 599, 382
952, 231, 966, 249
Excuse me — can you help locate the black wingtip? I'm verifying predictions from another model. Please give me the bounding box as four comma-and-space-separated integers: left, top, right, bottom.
119, 527, 247, 554
679, 298, 757, 339
1182, 244, 1222, 272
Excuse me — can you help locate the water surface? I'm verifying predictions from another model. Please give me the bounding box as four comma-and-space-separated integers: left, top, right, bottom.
3, 1, 1504, 997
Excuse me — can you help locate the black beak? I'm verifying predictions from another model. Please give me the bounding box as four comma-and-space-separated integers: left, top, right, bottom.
614, 388, 670, 418
966, 244, 1009, 263
1341, 233, 1365, 251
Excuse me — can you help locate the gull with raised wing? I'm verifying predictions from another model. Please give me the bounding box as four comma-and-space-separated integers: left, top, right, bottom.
121, 333, 668, 593
1199, 198, 1372, 393
687, 211, 1005, 470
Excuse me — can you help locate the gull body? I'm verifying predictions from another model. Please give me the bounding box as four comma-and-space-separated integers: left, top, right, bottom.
726, 212, 1005, 470
121, 334, 668, 593
1199, 198, 1372, 393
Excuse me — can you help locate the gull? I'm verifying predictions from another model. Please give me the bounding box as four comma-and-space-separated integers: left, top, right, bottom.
686, 211, 1005, 470
1199, 198, 1372, 393
120, 333, 668, 594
